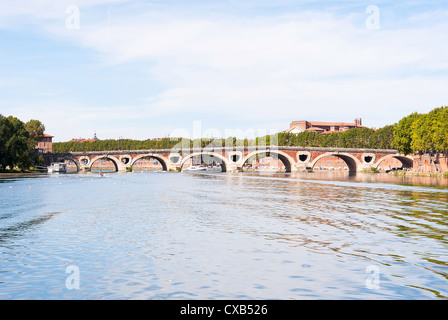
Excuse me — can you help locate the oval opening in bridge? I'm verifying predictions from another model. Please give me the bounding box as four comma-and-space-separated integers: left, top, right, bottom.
231, 154, 240, 162
364, 156, 373, 163
298, 154, 308, 162
170, 156, 180, 164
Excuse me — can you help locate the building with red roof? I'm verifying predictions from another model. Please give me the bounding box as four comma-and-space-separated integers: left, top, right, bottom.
36, 133, 54, 153
284, 118, 364, 134
70, 132, 100, 143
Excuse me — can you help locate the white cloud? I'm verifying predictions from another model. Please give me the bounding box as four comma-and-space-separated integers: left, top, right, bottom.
73, 10, 448, 120
1, 2, 447, 139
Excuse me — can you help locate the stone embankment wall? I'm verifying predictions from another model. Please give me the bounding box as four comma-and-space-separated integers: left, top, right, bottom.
413, 153, 448, 173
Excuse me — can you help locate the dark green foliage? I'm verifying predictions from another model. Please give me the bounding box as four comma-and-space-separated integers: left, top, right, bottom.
392, 112, 422, 155
25, 119, 45, 145
392, 107, 448, 154
0, 115, 33, 171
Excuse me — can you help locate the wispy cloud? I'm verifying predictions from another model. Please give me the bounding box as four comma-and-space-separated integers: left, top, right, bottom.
1, 1, 447, 140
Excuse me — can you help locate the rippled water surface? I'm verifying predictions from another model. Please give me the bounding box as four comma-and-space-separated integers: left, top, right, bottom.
0, 171, 447, 299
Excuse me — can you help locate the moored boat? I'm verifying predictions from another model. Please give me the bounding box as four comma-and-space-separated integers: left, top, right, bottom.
184, 165, 207, 172
47, 162, 67, 173
206, 164, 222, 172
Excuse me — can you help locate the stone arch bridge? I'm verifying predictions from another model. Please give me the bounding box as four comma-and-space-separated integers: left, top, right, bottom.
44, 146, 414, 174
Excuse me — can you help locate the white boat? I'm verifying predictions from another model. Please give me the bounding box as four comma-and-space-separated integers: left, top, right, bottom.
206, 164, 222, 172
47, 162, 67, 173
184, 165, 207, 172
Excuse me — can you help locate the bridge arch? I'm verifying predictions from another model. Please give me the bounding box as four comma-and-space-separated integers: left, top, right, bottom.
242, 150, 295, 172
310, 152, 361, 173
131, 154, 168, 171
89, 155, 120, 172
374, 154, 414, 170
54, 156, 81, 171
180, 152, 229, 172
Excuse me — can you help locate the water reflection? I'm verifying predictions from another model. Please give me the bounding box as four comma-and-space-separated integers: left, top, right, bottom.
0, 171, 447, 299
0, 214, 55, 242
216, 172, 448, 299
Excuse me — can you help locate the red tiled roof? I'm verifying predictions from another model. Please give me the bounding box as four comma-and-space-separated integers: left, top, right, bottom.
309, 121, 362, 127
70, 137, 99, 143
307, 127, 325, 131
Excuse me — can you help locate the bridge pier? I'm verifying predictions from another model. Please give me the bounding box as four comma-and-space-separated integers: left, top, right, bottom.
117, 165, 128, 172
227, 164, 240, 173
358, 163, 376, 172
293, 163, 312, 172
167, 164, 179, 172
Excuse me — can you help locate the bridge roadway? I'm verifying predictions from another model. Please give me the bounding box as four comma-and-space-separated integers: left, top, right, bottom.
45, 146, 414, 173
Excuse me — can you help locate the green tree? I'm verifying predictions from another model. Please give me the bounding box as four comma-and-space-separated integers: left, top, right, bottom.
431, 106, 448, 152
0, 115, 33, 171
410, 112, 433, 153
0, 114, 12, 169
340, 127, 375, 148
25, 119, 45, 145
372, 125, 395, 149
392, 112, 422, 154
411, 106, 448, 153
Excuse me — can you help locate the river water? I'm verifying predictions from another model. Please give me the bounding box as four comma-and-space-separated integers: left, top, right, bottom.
0, 171, 447, 300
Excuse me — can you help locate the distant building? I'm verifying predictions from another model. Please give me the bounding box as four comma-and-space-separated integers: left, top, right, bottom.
70, 132, 100, 143
36, 133, 53, 153
284, 118, 364, 135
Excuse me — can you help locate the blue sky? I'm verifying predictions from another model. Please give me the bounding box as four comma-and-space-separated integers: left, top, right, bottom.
1, 0, 447, 141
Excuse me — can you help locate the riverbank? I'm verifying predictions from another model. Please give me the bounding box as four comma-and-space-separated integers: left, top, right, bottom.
2, 168, 447, 179
386, 170, 448, 178
0, 170, 48, 178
